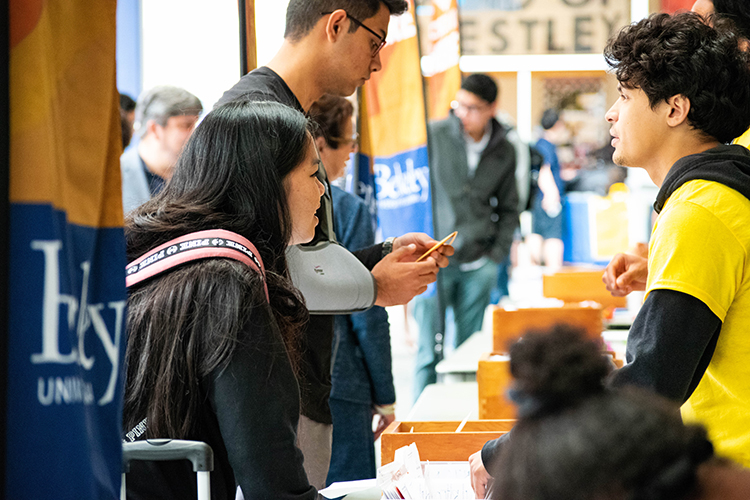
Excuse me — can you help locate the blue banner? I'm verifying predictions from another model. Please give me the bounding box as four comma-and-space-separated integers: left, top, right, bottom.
7, 206, 126, 498
357, 147, 433, 238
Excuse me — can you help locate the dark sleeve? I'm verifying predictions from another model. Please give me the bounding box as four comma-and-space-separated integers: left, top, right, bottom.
352, 244, 384, 270
334, 194, 374, 251
209, 304, 317, 500
607, 288, 722, 404
529, 145, 544, 172
350, 306, 396, 405
336, 196, 395, 404
481, 432, 511, 474
489, 144, 519, 264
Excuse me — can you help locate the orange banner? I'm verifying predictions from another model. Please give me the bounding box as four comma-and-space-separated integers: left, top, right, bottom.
421, 0, 461, 121
10, 0, 123, 227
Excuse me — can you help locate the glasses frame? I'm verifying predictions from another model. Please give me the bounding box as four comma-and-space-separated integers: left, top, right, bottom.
451, 100, 491, 115
329, 132, 359, 150
321, 11, 387, 57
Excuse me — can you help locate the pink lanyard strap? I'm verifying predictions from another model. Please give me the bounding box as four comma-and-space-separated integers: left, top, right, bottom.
125, 229, 269, 302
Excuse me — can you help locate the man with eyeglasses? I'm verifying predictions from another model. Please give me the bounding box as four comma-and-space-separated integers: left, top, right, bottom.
216, 0, 454, 490
412, 73, 518, 400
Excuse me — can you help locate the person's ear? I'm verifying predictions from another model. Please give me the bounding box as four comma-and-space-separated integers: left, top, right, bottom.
324, 9, 348, 42
666, 94, 691, 127
315, 135, 328, 151
146, 119, 161, 139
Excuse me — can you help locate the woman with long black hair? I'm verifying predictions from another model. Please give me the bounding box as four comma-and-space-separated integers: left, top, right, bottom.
122, 100, 323, 500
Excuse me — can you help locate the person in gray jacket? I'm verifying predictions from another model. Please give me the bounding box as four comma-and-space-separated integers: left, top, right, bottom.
121, 85, 202, 214
413, 74, 518, 399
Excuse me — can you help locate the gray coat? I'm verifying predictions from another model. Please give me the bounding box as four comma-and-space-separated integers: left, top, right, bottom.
120, 146, 151, 215
428, 113, 518, 265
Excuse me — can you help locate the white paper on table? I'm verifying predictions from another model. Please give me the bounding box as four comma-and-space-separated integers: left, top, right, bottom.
488, 354, 510, 361
318, 479, 381, 499
423, 462, 476, 499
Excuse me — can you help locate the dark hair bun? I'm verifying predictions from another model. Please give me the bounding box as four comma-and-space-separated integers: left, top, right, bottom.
508, 324, 612, 417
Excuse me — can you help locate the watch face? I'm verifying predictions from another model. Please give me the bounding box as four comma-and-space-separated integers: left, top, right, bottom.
382, 237, 394, 257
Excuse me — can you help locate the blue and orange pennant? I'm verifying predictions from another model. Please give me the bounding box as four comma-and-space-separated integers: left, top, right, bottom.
358, 0, 433, 238
8, 0, 126, 497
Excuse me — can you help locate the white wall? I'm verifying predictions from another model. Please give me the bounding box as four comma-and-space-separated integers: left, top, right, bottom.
255, 1, 290, 67
140, 1, 291, 111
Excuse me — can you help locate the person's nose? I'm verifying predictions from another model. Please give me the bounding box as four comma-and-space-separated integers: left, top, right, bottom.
605, 102, 617, 123
316, 177, 325, 196
371, 51, 383, 73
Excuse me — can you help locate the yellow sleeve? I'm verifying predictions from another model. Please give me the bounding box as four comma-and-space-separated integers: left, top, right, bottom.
733, 128, 750, 148
648, 199, 744, 321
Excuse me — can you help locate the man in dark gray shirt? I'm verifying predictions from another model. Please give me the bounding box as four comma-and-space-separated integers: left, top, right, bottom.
217, 0, 453, 488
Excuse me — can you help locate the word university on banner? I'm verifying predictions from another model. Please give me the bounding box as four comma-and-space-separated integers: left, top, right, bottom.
7, 0, 127, 498
358, 0, 433, 239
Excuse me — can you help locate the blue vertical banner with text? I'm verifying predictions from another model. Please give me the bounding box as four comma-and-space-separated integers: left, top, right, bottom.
8, 0, 127, 497
358, 0, 433, 239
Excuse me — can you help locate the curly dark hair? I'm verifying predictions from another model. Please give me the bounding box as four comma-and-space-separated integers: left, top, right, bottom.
490, 325, 715, 500
285, 0, 408, 41
713, 0, 750, 40
506, 325, 611, 419
604, 12, 750, 144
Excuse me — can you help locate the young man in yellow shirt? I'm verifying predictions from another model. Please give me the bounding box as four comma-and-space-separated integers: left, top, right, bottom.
472, 13, 750, 496
601, 12, 750, 467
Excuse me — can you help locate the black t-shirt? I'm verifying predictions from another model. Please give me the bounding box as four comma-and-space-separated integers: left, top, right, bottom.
215, 66, 303, 112
217, 68, 333, 423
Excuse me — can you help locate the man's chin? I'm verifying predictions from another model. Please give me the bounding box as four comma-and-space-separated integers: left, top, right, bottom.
612, 156, 637, 169
612, 152, 626, 167
331, 82, 362, 97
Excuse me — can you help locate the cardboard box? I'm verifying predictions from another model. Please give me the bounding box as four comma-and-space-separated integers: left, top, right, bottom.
492, 304, 604, 352
477, 352, 515, 420
380, 420, 515, 465
542, 267, 627, 309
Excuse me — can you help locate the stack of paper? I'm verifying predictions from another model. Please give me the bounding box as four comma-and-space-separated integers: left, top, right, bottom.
320, 443, 477, 499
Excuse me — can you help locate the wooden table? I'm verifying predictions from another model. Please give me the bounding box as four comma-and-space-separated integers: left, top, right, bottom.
434, 328, 630, 385
435, 331, 492, 383
407, 382, 479, 421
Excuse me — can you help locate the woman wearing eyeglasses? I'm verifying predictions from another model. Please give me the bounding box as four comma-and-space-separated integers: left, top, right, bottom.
308, 95, 397, 486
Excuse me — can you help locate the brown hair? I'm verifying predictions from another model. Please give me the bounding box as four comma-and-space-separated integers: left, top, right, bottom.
308, 94, 354, 150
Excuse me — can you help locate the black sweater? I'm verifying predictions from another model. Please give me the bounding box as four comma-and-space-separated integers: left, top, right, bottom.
125, 261, 316, 500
